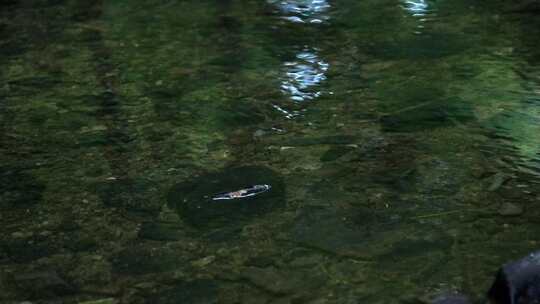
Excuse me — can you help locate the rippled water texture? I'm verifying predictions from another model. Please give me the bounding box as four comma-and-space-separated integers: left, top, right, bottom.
1, 0, 540, 303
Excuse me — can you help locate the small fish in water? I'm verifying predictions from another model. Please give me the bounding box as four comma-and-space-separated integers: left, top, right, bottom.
212, 184, 271, 201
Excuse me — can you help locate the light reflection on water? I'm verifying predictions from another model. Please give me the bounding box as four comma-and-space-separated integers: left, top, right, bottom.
267, 0, 332, 116
272, 104, 304, 119
268, 0, 331, 24
402, 0, 430, 16
400, 0, 436, 34
281, 48, 330, 102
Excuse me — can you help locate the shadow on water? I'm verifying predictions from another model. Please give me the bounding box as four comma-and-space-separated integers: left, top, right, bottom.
0, 0, 68, 218
379, 96, 476, 132
69, 1, 164, 219
0, 167, 44, 209
368, 32, 473, 59
167, 166, 286, 239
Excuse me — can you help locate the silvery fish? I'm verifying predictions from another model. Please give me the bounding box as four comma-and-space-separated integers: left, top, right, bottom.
212, 184, 271, 201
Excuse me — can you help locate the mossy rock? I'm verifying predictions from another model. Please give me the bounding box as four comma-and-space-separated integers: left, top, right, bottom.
167, 166, 285, 229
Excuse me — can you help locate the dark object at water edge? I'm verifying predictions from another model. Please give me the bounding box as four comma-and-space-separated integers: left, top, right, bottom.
488, 251, 540, 304
506, 0, 540, 13
429, 251, 540, 304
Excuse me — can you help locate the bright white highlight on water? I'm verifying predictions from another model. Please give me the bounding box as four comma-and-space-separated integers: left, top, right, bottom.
272, 104, 303, 119
402, 0, 429, 16
400, 0, 436, 34
268, 0, 331, 116
268, 0, 331, 23
280, 49, 329, 102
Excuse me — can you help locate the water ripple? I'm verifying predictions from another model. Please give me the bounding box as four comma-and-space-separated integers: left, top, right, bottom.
280, 48, 330, 102
483, 78, 540, 180
400, 0, 437, 34
268, 0, 331, 24
402, 0, 430, 16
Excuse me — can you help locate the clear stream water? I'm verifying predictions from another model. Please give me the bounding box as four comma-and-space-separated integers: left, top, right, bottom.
1, 0, 540, 303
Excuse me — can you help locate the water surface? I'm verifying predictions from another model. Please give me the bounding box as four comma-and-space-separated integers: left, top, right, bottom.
1, 0, 540, 303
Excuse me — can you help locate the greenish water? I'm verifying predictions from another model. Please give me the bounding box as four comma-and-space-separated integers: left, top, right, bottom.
1, 0, 540, 303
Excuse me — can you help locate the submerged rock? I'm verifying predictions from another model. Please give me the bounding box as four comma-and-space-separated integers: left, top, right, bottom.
147, 280, 218, 304
370, 33, 471, 59
283, 135, 356, 147
291, 207, 374, 257
411, 156, 472, 196
137, 222, 186, 241
253, 129, 267, 139
489, 173, 510, 192
240, 266, 325, 295
379, 98, 474, 133
112, 245, 186, 275
507, 0, 540, 13
79, 298, 117, 304
498, 202, 524, 217
0, 167, 44, 208
95, 178, 162, 216
12, 271, 73, 299
488, 251, 540, 304
431, 293, 471, 304
3, 234, 58, 263
167, 166, 285, 229
320, 145, 356, 162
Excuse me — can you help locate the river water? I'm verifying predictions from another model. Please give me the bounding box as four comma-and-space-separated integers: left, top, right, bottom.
1, 0, 540, 303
